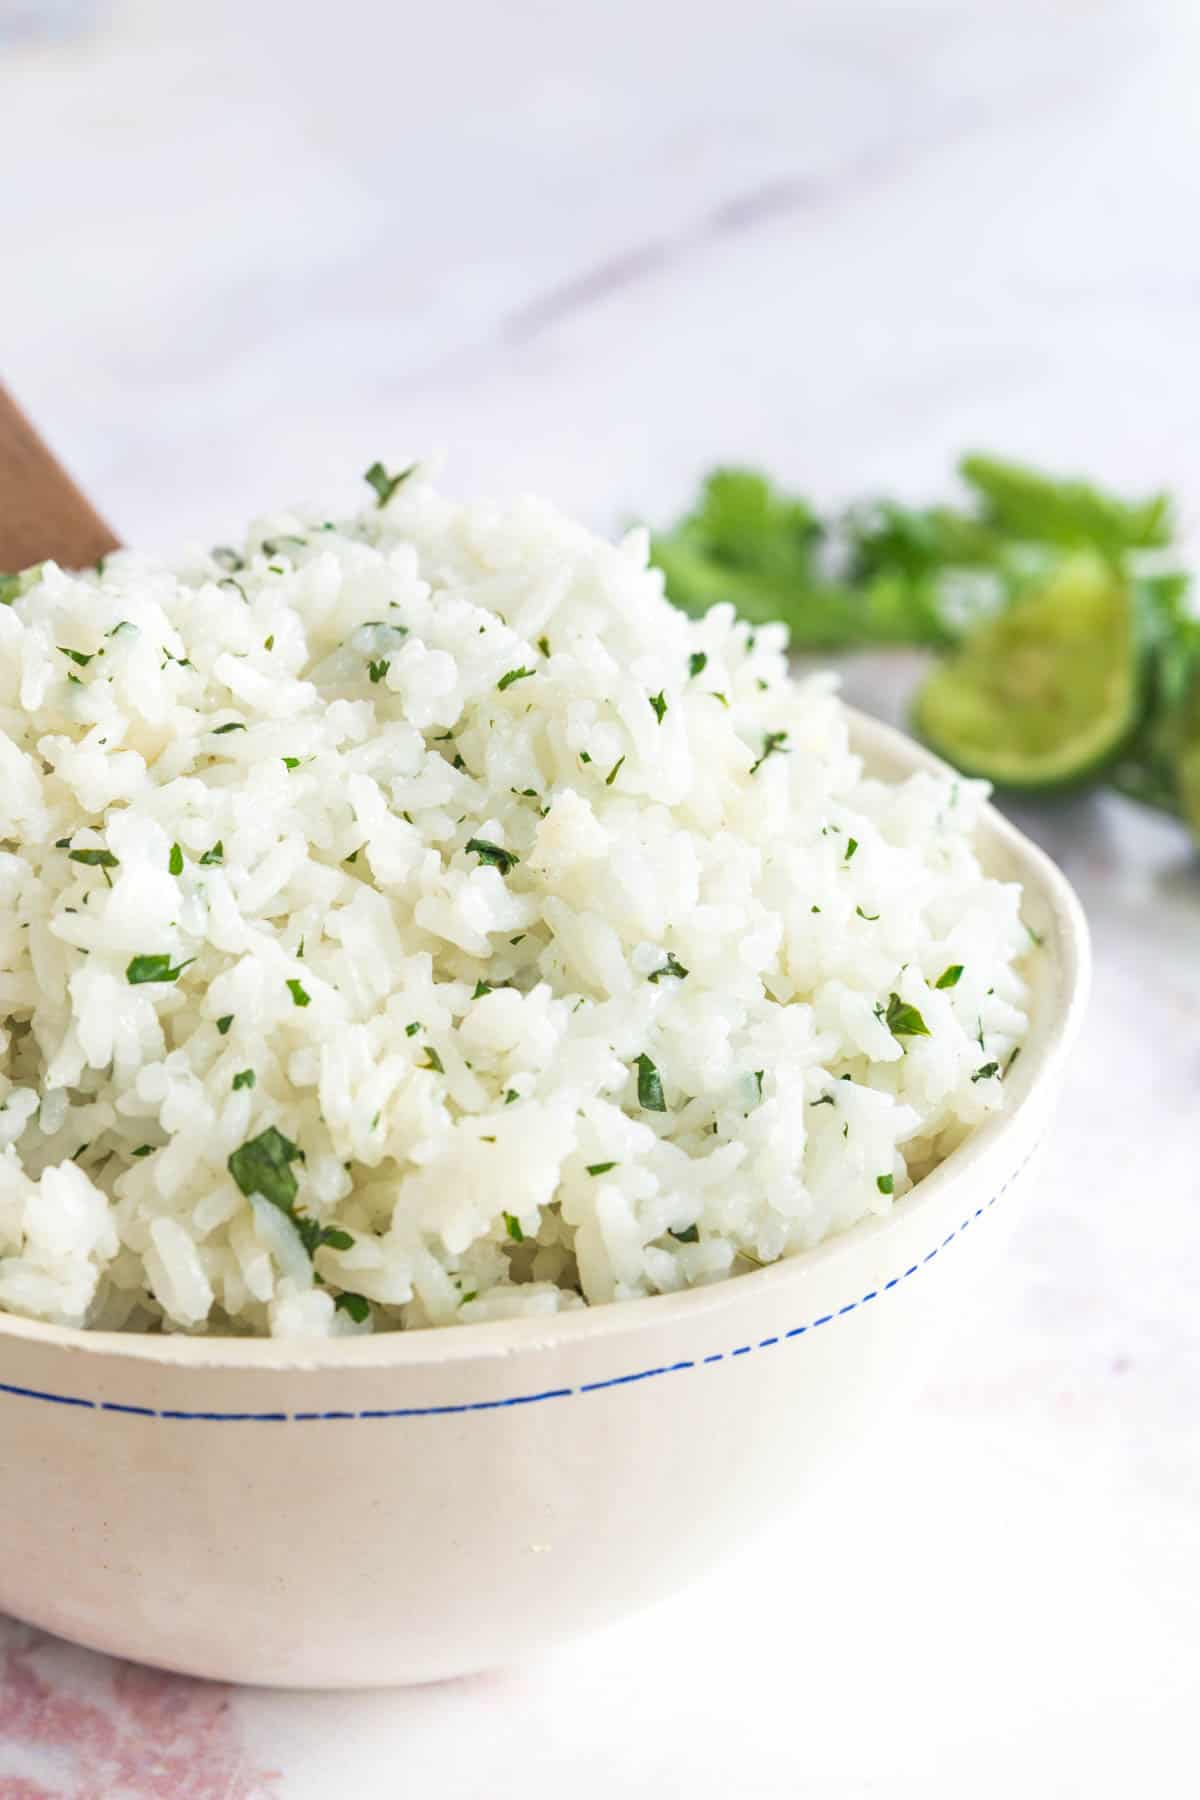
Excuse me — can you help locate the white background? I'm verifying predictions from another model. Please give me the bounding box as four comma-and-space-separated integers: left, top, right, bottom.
0, 1, 1198, 1794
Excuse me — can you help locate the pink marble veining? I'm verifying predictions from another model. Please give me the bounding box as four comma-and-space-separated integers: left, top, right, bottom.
0, 1624, 279, 1800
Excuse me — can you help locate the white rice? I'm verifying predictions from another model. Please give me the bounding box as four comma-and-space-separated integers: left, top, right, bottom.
0, 470, 1029, 1337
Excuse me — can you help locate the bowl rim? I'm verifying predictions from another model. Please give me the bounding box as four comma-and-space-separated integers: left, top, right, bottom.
0, 709, 1090, 1373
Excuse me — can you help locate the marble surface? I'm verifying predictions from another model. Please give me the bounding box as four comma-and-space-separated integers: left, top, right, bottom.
1, 0, 1198, 1792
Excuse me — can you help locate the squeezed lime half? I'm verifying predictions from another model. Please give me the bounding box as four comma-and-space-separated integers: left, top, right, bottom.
912, 554, 1139, 789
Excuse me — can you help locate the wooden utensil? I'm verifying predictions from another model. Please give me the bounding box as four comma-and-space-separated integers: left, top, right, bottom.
0, 381, 120, 572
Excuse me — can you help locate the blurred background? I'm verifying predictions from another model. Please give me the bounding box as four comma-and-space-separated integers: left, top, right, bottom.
1, 2, 1197, 1796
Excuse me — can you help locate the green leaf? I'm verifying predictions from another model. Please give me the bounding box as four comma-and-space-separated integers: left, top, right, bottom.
464, 837, 519, 875
334, 1291, 370, 1323
503, 1211, 524, 1242
168, 843, 184, 876
605, 755, 625, 787
58, 646, 93, 667
213, 721, 246, 735
364, 460, 415, 506
971, 1061, 1000, 1082
688, 651, 708, 678
883, 992, 930, 1040
497, 666, 534, 692
749, 730, 788, 775
876, 1173, 895, 1194
647, 952, 689, 983
216, 1015, 234, 1035
232, 1069, 255, 1091
649, 690, 667, 724
68, 848, 118, 869
635, 1052, 667, 1112
935, 964, 964, 989
419, 1045, 444, 1073
228, 1125, 303, 1210
586, 1161, 619, 1176
286, 978, 311, 1007
368, 659, 390, 684
126, 953, 193, 985
199, 841, 224, 865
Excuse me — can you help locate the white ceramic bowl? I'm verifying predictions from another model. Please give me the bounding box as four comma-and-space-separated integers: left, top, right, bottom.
0, 713, 1089, 1688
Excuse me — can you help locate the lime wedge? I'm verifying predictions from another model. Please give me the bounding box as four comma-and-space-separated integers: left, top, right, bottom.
912, 553, 1139, 789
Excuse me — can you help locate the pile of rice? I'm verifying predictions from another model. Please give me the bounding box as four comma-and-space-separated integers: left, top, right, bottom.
0, 468, 1030, 1337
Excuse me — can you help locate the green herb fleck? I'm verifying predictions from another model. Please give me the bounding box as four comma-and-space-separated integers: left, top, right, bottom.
465, 837, 519, 875
168, 843, 184, 876
670, 1223, 700, 1243
68, 848, 118, 870
282, 757, 301, 771
228, 1125, 303, 1211
368, 659, 390, 684
844, 837, 859, 862
213, 721, 246, 735
877, 1173, 895, 1194
649, 690, 668, 724
884, 992, 930, 1040
286, 978, 311, 1007
503, 1211, 524, 1242
810, 1094, 835, 1107
688, 651, 708, 678
586, 1161, 619, 1176
604, 754, 625, 787
364, 460, 415, 506
232, 1069, 255, 1091
405, 1021, 420, 1037
972, 1061, 1000, 1083
504, 1089, 519, 1105
498, 666, 534, 692
199, 841, 224, 866
131, 1144, 154, 1158
537, 635, 551, 657
216, 1015, 234, 1035
936, 964, 964, 989
750, 730, 789, 775
856, 906, 879, 921
126, 954, 194, 986
419, 1045, 444, 1073
635, 1052, 667, 1112
648, 952, 689, 983
1005, 1047, 1022, 1077
58, 646, 93, 667
472, 980, 492, 1000
334, 1292, 370, 1323
753, 1070, 765, 1100
212, 546, 244, 572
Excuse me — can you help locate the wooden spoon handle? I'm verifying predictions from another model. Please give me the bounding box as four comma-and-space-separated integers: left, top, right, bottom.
0, 382, 120, 572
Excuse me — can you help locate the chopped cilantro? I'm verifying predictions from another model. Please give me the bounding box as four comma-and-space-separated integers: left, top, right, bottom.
503, 1211, 524, 1242
216, 1015, 234, 1035
199, 841, 224, 865
972, 1061, 1000, 1083
648, 952, 689, 983
58, 646, 93, 667
228, 1125, 303, 1211
264, 635, 275, 651
844, 837, 859, 862
936, 964, 964, 989
884, 992, 930, 1040
168, 843, 184, 876
753, 1070, 765, 1099
670, 1223, 700, 1243
465, 838, 519, 875
286, 978, 311, 1007
472, 980, 492, 999
368, 659, 390, 684
282, 757, 301, 771
605, 755, 625, 786
688, 651, 708, 678
126, 953, 193, 985
68, 848, 118, 869
635, 1052, 667, 1112
586, 1161, 619, 1176
749, 730, 789, 775
218, 577, 249, 602
649, 690, 668, 724
1005, 1047, 1022, 1077
213, 721, 246, 735
579, 750, 592, 764
497, 666, 534, 692
419, 1045, 444, 1073
810, 1094, 835, 1107
876, 1173, 895, 1194
131, 1144, 154, 1158
856, 906, 879, 921
710, 691, 729, 706
504, 1089, 519, 1105
537, 635, 551, 657
334, 1292, 370, 1323
364, 460, 415, 506
405, 1021, 420, 1037
232, 1069, 255, 1091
